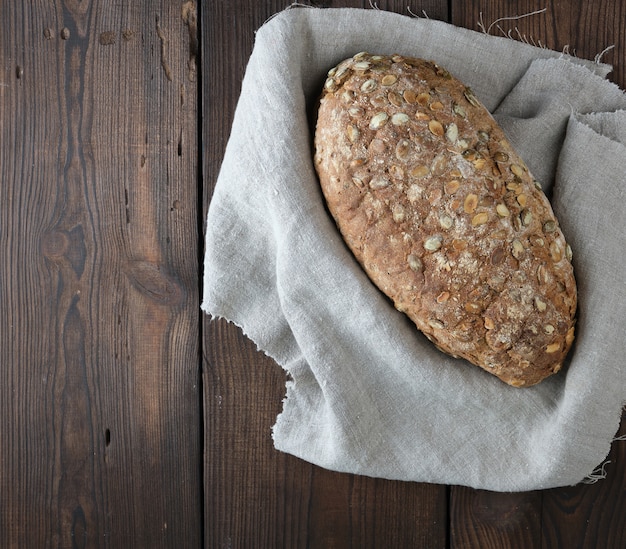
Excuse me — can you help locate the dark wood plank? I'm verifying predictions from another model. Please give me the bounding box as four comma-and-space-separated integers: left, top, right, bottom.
204, 318, 312, 548
201, 1, 450, 548
449, 2, 626, 548
449, 489, 542, 549
204, 314, 450, 548
361, 0, 449, 20
203, 1, 625, 547
541, 410, 626, 549
450, 0, 625, 89
306, 471, 448, 548
0, 1, 200, 547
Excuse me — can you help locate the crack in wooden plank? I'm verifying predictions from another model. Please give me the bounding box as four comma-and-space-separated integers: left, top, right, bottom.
182, 1, 198, 82
155, 14, 172, 82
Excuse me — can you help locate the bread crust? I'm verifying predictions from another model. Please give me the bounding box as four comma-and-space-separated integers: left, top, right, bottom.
314, 53, 577, 387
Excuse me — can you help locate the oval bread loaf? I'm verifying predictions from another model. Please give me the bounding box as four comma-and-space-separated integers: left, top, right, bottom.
314, 52, 577, 387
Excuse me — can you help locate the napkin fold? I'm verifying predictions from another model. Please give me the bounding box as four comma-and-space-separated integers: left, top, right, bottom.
202, 7, 626, 491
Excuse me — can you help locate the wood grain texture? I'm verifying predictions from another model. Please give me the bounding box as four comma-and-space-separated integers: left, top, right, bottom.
204, 317, 449, 548
451, 0, 626, 90
1, 0, 624, 547
541, 414, 626, 549
204, 318, 309, 548
0, 1, 200, 547
450, 489, 542, 549
201, 2, 450, 548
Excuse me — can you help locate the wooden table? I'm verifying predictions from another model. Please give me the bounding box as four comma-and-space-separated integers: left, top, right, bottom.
1, 1, 624, 547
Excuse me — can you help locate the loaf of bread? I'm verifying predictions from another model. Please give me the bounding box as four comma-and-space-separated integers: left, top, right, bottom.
314, 52, 577, 387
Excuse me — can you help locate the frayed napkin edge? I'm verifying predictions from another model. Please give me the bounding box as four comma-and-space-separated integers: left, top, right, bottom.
581, 405, 626, 484
203, 304, 626, 491
573, 110, 626, 148
260, 5, 613, 76
203, 4, 626, 492
201, 302, 295, 368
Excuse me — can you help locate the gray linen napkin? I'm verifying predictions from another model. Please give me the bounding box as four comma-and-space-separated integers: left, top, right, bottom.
202, 7, 626, 491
